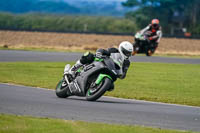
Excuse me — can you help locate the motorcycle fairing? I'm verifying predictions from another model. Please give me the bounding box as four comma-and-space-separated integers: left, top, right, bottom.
74, 61, 107, 96
76, 60, 118, 96
95, 74, 112, 85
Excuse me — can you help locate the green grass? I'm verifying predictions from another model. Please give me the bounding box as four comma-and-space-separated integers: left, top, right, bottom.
111, 63, 200, 106
0, 114, 197, 133
0, 62, 200, 106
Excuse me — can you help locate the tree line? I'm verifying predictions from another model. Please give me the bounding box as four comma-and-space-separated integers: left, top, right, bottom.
0, 12, 138, 34
0, 8, 200, 36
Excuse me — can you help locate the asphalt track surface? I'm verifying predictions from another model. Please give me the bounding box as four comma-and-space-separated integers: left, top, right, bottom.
0, 50, 200, 131
0, 50, 200, 64
0, 83, 200, 131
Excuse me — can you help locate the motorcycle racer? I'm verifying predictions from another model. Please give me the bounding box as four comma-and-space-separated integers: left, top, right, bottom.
65, 41, 133, 79
134, 19, 162, 55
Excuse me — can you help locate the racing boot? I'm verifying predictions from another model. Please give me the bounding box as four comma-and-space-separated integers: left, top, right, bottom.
67, 60, 83, 78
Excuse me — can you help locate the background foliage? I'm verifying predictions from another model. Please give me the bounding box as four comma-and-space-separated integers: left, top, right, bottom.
123, 0, 200, 35
0, 12, 138, 34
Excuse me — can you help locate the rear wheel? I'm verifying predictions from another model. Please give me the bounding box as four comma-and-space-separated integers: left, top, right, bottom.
86, 78, 112, 101
146, 49, 153, 56
55, 79, 71, 98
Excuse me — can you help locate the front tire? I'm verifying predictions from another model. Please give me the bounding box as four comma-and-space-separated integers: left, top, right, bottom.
55, 79, 70, 98
86, 78, 112, 101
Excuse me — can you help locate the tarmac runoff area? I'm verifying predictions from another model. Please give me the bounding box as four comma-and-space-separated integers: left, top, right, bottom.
0, 50, 200, 64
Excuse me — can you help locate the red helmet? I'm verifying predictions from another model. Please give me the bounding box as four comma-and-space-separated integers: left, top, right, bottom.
151, 19, 159, 29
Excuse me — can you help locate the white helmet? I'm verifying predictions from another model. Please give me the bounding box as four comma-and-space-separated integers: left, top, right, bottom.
118, 41, 133, 59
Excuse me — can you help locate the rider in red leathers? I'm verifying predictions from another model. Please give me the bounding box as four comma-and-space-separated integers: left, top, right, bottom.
133, 19, 162, 56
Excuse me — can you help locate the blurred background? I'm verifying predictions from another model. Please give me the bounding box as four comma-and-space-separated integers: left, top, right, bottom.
0, 0, 200, 38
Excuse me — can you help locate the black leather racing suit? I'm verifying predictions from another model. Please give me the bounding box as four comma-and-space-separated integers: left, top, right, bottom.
80, 48, 130, 79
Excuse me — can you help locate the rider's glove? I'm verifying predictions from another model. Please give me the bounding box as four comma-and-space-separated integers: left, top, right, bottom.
96, 49, 110, 58
95, 52, 103, 58
149, 37, 153, 40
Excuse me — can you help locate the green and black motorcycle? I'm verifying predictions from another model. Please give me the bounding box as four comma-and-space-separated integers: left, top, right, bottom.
55, 53, 124, 101
133, 32, 157, 56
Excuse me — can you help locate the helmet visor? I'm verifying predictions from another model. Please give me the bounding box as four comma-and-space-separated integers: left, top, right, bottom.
121, 47, 132, 57
152, 24, 159, 28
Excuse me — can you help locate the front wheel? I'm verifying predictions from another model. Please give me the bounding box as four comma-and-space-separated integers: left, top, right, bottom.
55, 79, 71, 98
132, 46, 139, 56
86, 78, 112, 101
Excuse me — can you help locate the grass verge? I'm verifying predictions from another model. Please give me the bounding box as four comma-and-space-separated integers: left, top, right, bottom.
0, 62, 200, 106
0, 114, 197, 133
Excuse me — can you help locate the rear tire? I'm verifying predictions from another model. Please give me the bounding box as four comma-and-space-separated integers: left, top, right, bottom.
86, 78, 112, 101
55, 79, 70, 98
146, 49, 153, 56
